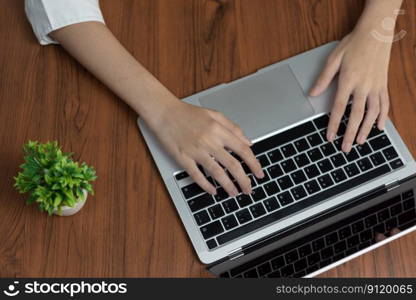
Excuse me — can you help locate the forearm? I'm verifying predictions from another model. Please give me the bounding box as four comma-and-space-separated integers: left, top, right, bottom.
50, 22, 178, 127
355, 0, 403, 38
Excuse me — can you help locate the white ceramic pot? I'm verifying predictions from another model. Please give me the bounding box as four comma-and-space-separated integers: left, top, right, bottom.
53, 189, 88, 216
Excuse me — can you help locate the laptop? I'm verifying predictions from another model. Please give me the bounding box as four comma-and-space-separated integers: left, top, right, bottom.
138, 41, 416, 278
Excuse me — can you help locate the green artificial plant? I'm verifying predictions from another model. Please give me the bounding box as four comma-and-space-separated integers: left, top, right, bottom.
14, 141, 97, 215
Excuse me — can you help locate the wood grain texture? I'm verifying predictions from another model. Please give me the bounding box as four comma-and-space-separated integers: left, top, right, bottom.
0, 0, 415, 277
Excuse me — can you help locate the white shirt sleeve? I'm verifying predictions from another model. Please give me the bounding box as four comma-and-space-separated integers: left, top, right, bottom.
25, 0, 105, 45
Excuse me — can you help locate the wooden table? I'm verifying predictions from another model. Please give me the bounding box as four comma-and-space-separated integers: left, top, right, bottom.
1, 0, 415, 278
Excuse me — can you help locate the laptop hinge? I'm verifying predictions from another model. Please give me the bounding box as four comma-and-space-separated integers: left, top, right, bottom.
228, 247, 244, 260
385, 179, 400, 191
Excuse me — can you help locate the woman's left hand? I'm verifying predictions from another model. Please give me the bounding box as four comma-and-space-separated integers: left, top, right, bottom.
309, 30, 393, 153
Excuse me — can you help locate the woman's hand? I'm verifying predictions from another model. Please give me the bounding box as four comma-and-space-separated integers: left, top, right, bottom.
309, 30, 393, 153
149, 101, 264, 196
310, 29, 391, 152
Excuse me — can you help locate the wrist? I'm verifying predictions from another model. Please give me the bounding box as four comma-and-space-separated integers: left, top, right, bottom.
354, 0, 403, 41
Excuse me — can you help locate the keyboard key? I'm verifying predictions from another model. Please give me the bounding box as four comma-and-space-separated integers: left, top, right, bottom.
280, 264, 295, 277
281, 159, 297, 173
333, 137, 343, 151
370, 134, 391, 151
251, 186, 267, 202
377, 209, 390, 222
344, 148, 359, 162
307, 148, 323, 162
188, 193, 215, 212
307, 253, 320, 265
330, 153, 347, 168
357, 143, 372, 156
364, 215, 377, 227
294, 138, 310, 152
248, 174, 257, 188
208, 204, 225, 219
347, 235, 359, 248
258, 262, 272, 276
313, 114, 330, 129
320, 246, 334, 259
373, 223, 385, 235
320, 143, 336, 156
357, 157, 373, 172
298, 244, 312, 258
182, 183, 204, 199
243, 268, 258, 278
236, 208, 253, 224
249, 203, 267, 218
318, 174, 334, 189
281, 144, 297, 158
194, 210, 210, 226
337, 122, 347, 136
236, 194, 252, 208
277, 191, 294, 206
215, 165, 392, 245
271, 256, 285, 270
256, 170, 271, 185
344, 163, 360, 177
222, 198, 239, 213
385, 217, 398, 231
291, 186, 307, 200
285, 250, 299, 263
307, 133, 324, 147
263, 197, 280, 212
221, 215, 239, 230
368, 125, 383, 138
360, 229, 373, 242
331, 168, 347, 183
351, 220, 364, 234
257, 154, 271, 168
294, 153, 310, 168
390, 203, 403, 216
312, 238, 325, 251
200, 221, 224, 239
334, 240, 347, 253
383, 146, 398, 160
206, 239, 217, 249
214, 187, 229, 202
402, 189, 414, 199
338, 226, 352, 239
277, 175, 294, 190
268, 164, 284, 178
319, 129, 327, 141
304, 165, 320, 179
304, 180, 321, 194
267, 148, 284, 163
317, 158, 334, 173
252, 121, 315, 155
390, 158, 404, 170
291, 170, 307, 184
325, 232, 338, 245
403, 198, 415, 210
175, 171, 189, 180
264, 181, 280, 196
370, 152, 386, 166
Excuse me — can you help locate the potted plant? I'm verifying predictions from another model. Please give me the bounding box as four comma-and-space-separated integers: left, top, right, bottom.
14, 141, 97, 216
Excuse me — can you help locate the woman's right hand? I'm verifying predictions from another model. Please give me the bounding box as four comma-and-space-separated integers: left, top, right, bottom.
148, 100, 264, 197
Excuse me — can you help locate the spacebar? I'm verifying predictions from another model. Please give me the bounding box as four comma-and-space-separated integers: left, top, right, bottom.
216, 164, 391, 245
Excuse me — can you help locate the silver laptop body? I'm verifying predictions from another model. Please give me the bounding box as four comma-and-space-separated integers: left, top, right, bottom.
138, 42, 416, 277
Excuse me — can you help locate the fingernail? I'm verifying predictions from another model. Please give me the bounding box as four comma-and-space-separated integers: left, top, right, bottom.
257, 170, 265, 178
342, 142, 352, 153
327, 132, 335, 142
357, 134, 365, 144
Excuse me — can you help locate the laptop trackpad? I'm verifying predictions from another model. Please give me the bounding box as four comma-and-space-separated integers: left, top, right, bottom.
199, 64, 315, 140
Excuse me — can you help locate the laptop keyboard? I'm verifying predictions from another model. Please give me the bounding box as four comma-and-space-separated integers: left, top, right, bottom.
175, 105, 405, 250
219, 189, 415, 278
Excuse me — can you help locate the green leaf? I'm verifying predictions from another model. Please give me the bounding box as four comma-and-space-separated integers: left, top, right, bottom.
13, 140, 97, 215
